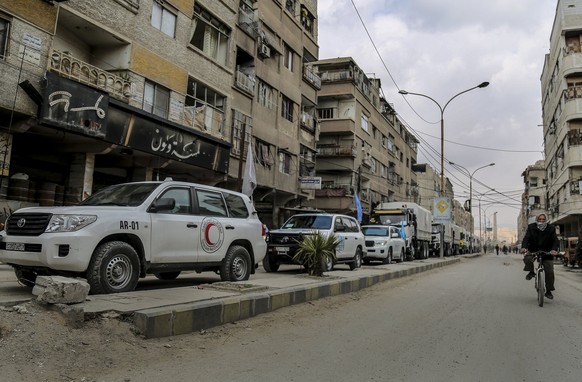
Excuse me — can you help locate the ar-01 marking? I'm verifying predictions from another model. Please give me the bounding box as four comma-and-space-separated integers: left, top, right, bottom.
120, 221, 140, 230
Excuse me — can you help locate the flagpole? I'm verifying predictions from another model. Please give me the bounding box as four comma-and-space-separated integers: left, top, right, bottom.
236, 122, 247, 192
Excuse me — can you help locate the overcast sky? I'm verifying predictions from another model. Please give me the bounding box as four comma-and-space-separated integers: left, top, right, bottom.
317, 0, 557, 242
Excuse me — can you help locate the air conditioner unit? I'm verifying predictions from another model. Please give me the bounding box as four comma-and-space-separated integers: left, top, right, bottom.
259, 44, 271, 58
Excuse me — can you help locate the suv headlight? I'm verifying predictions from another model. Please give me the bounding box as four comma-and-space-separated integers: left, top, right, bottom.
45, 215, 97, 233
376, 240, 387, 246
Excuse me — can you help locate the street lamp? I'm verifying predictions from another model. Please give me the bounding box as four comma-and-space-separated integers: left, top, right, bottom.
399, 81, 489, 195
449, 161, 495, 249
476, 189, 496, 250
399, 81, 489, 258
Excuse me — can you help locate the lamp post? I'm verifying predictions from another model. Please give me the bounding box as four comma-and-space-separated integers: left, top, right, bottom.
399, 81, 489, 196
449, 161, 495, 249
476, 189, 496, 250
399, 81, 489, 258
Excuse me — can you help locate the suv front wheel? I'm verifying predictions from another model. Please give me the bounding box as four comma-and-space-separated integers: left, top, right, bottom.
221, 245, 252, 281
87, 241, 140, 294
349, 247, 363, 270
262, 253, 280, 272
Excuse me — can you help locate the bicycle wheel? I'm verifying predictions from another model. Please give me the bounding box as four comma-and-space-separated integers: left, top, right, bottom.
537, 270, 545, 307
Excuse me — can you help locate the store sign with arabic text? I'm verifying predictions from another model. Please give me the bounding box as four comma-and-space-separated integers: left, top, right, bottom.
40, 72, 108, 138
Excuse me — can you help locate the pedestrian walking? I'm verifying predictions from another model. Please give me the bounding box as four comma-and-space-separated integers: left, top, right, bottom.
495, 244, 499, 255
483, 244, 487, 253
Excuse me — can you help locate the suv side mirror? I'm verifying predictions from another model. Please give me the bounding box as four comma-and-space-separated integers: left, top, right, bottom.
149, 198, 176, 213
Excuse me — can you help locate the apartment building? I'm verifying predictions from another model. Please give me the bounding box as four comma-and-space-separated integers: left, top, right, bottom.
0, 0, 320, 227
303, 57, 419, 220
541, 0, 582, 237
517, 160, 546, 240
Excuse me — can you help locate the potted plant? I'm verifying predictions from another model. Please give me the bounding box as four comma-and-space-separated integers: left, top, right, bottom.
293, 230, 340, 276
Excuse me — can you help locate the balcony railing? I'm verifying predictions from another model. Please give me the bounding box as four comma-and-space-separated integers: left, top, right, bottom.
303, 65, 321, 89
320, 69, 353, 82
315, 183, 352, 197
181, 103, 226, 140
235, 70, 255, 95
317, 145, 356, 157
49, 49, 132, 100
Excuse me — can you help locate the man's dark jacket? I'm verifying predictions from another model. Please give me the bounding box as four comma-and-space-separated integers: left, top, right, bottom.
521, 222, 559, 255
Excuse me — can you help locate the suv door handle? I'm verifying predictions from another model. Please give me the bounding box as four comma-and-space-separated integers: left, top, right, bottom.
187, 223, 198, 228
225, 225, 235, 230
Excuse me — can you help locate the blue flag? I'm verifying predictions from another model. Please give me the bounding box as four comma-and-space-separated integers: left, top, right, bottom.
400, 221, 407, 240
355, 192, 362, 223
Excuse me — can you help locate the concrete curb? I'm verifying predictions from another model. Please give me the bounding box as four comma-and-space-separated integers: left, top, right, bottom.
133, 257, 461, 338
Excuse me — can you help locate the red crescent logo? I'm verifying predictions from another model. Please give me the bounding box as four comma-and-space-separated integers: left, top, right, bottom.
205, 223, 215, 245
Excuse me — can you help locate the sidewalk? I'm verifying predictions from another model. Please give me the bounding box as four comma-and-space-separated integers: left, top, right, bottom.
2, 256, 469, 338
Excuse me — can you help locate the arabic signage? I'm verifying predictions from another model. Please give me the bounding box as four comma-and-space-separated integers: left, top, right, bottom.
120, 110, 230, 173
40, 72, 108, 138
300, 177, 322, 189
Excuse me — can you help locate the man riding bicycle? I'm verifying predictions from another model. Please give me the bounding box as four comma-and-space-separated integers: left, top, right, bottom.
520, 213, 559, 299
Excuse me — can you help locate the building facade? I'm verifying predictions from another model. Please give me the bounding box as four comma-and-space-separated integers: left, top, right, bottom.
303, 57, 419, 221
517, 160, 546, 240
0, 0, 320, 228
541, 0, 582, 238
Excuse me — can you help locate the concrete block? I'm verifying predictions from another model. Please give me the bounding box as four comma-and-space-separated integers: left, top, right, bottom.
270, 290, 291, 311
32, 276, 89, 304
134, 309, 173, 339
191, 301, 223, 332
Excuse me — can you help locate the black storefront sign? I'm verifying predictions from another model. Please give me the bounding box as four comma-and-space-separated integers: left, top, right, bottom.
108, 107, 230, 173
40, 72, 108, 138
39, 72, 230, 173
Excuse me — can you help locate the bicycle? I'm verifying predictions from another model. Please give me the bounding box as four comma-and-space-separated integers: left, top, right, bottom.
530, 251, 550, 307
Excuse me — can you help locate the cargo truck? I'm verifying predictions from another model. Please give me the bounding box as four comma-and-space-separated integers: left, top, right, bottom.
369, 202, 432, 260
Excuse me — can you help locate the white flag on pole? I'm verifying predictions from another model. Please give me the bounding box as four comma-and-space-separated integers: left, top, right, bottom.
241, 141, 257, 197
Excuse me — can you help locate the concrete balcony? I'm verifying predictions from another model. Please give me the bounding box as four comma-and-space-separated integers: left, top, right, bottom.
49, 49, 132, 101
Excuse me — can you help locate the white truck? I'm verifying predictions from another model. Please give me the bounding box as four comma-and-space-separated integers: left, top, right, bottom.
430, 222, 453, 257
369, 202, 432, 260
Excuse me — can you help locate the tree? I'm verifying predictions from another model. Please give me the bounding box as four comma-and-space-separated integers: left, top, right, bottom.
293, 231, 340, 276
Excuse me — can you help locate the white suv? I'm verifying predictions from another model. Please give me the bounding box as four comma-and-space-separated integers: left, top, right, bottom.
361, 225, 406, 264
0, 181, 267, 294
265, 213, 365, 272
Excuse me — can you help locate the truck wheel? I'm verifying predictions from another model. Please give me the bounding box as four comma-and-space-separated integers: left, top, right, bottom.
262, 253, 280, 272
14, 268, 37, 287
407, 246, 415, 261
220, 245, 251, 281
154, 271, 181, 280
87, 241, 140, 294
349, 247, 363, 270
382, 248, 392, 264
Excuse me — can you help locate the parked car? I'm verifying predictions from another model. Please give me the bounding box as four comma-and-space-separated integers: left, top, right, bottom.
264, 213, 365, 272
361, 225, 406, 264
0, 180, 267, 294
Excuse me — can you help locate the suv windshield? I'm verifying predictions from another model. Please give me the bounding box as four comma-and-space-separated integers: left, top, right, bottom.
375, 214, 406, 225
282, 215, 332, 229
81, 183, 160, 207
362, 226, 390, 236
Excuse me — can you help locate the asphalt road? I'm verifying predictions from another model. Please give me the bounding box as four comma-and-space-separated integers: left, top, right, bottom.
93, 253, 582, 382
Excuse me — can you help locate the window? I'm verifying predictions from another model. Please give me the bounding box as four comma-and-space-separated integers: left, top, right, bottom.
284, 44, 294, 72
300, 6, 315, 35
285, 0, 296, 14
151, 1, 177, 38
256, 140, 274, 167
317, 107, 335, 119
0, 17, 9, 59
372, 126, 377, 139
224, 193, 249, 218
143, 80, 170, 119
195, 189, 227, 217
158, 188, 192, 215
361, 114, 369, 133
191, 4, 230, 65
186, 78, 226, 133
279, 151, 291, 174
258, 80, 275, 109
282, 95, 294, 122
231, 110, 252, 156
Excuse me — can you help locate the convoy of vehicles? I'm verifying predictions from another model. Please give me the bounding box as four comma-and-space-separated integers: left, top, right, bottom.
361, 225, 406, 264
0, 181, 268, 294
369, 202, 432, 260
264, 213, 365, 272
430, 222, 452, 257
